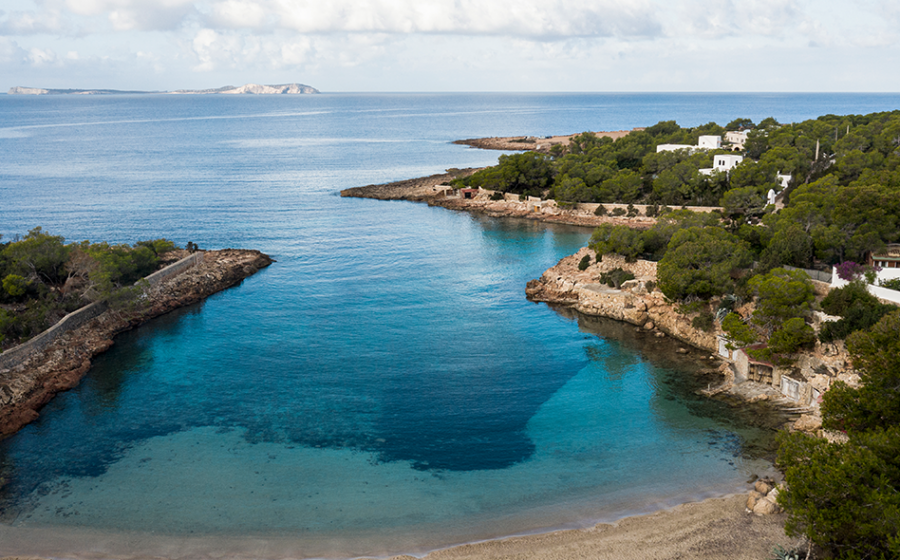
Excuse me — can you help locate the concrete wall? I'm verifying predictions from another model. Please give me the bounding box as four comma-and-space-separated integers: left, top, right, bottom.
0, 252, 202, 371
831, 266, 900, 305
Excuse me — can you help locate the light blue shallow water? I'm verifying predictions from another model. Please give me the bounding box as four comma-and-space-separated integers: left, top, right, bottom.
1, 93, 899, 557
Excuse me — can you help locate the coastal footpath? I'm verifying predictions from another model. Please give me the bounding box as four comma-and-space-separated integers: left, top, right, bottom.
0, 249, 273, 437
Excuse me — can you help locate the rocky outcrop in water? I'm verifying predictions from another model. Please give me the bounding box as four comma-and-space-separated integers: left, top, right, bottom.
0, 249, 273, 437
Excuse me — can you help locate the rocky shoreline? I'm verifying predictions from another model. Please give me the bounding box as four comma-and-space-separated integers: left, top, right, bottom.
525, 246, 860, 437
0, 249, 273, 437
341, 172, 662, 229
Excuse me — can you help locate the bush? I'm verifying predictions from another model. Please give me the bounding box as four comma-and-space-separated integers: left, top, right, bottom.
821, 281, 876, 316
880, 277, 900, 291
626, 203, 639, 217
578, 254, 592, 271
645, 203, 660, 218
611, 207, 627, 217
599, 268, 635, 289
768, 317, 816, 354
819, 281, 895, 342
489, 191, 504, 201
691, 311, 715, 332
721, 312, 757, 349
594, 204, 607, 216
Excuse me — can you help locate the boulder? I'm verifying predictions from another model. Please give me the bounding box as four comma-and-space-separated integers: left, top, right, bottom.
752, 498, 778, 516
746, 490, 763, 511
793, 414, 823, 433
754, 480, 773, 495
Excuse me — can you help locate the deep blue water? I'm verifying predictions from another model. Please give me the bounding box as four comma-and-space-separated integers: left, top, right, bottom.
1, 93, 898, 558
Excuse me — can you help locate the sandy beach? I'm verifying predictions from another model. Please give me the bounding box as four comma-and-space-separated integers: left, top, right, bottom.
387, 494, 796, 560
0, 494, 797, 560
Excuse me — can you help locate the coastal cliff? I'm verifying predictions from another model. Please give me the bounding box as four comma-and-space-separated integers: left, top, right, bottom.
0, 249, 273, 437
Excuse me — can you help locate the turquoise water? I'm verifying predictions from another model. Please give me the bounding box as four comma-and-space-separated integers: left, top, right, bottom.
1, 93, 898, 558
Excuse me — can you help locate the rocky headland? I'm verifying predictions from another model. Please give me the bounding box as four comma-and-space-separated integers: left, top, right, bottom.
453, 129, 640, 154
340, 173, 692, 229
526, 246, 860, 437
0, 249, 273, 437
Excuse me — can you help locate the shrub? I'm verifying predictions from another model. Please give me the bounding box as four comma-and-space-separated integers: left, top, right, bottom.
578, 254, 592, 271
626, 203, 638, 217
835, 260, 864, 282
768, 317, 816, 354
599, 268, 635, 289
489, 191, 504, 201
594, 204, 607, 216
880, 277, 900, 291
691, 311, 715, 332
645, 203, 660, 218
721, 312, 757, 349
644, 280, 656, 292
611, 207, 627, 217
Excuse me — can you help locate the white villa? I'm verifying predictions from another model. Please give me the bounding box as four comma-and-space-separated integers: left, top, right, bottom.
700, 154, 743, 176
725, 130, 749, 151
698, 135, 722, 149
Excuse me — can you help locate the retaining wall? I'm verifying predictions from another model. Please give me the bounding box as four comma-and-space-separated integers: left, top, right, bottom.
0, 252, 202, 370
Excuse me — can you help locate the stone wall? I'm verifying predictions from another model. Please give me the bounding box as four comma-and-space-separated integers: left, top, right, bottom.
0, 301, 109, 371
145, 251, 203, 286
0, 252, 201, 371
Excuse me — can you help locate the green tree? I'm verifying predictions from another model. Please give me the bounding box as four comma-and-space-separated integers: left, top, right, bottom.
589, 224, 645, 262
657, 226, 753, 300
777, 311, 900, 559
1, 227, 71, 285
767, 317, 816, 355
721, 312, 757, 349
747, 268, 815, 332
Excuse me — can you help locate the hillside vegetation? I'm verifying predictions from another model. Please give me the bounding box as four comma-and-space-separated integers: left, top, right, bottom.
0, 228, 184, 350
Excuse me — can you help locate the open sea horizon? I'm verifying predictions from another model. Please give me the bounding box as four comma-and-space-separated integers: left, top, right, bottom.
1, 92, 898, 558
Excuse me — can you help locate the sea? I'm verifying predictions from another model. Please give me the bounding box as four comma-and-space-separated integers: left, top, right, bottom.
1, 92, 898, 558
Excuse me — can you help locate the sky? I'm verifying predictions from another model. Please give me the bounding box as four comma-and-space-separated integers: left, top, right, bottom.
1, 0, 899, 92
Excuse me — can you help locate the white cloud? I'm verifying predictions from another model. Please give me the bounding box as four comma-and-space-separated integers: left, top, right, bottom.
0, 37, 27, 64
27, 46, 58, 65
208, 0, 663, 39
189, 28, 315, 71
0, 8, 69, 34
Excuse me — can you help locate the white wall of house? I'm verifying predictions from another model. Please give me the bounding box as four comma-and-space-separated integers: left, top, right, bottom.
698, 135, 722, 149
656, 144, 695, 153
725, 130, 748, 150
713, 154, 743, 171
831, 266, 900, 304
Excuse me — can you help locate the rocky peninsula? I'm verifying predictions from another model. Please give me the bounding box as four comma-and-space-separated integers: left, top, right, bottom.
340, 171, 720, 229
0, 249, 273, 437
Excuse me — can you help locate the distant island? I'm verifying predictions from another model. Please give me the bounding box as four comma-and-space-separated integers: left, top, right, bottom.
7, 83, 319, 95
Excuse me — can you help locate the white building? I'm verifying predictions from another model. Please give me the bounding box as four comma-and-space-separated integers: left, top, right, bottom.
725, 130, 749, 151
656, 144, 695, 153
700, 154, 744, 176
776, 173, 791, 189
697, 135, 722, 149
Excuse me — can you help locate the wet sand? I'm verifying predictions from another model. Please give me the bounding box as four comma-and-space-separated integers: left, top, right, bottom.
0, 494, 796, 560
